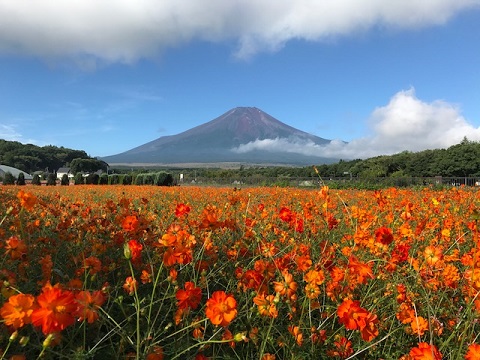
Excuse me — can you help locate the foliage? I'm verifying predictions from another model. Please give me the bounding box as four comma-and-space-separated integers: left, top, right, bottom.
85, 173, 100, 185
16, 172, 26, 186
69, 158, 108, 175
31, 174, 41, 186
46, 173, 57, 186
2, 172, 15, 185
74, 173, 84, 185
154, 171, 174, 186
0, 139, 96, 174
60, 174, 70, 186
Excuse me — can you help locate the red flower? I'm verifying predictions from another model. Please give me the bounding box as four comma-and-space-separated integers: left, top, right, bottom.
337, 299, 378, 341
409, 342, 442, 360
337, 299, 369, 330
279, 207, 294, 223
31, 283, 77, 334
205, 291, 237, 327
126, 239, 143, 262
122, 215, 139, 232
375, 227, 394, 245
176, 282, 202, 310
74, 290, 106, 323
175, 203, 191, 217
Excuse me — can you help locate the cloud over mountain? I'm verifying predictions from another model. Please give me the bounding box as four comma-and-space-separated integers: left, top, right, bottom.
1, 1, 478, 63
233, 89, 480, 159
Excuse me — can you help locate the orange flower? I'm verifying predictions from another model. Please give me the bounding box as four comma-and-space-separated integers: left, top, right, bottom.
304, 268, 325, 285
176, 282, 202, 310
31, 283, 77, 334
273, 271, 297, 298
253, 293, 278, 318
205, 291, 237, 327
175, 203, 191, 217
122, 215, 139, 232
123, 276, 137, 296
411, 316, 429, 336
261, 354, 276, 360
337, 299, 378, 340
327, 336, 353, 358
0, 293, 36, 329
141, 269, 153, 284
288, 325, 303, 346
74, 290, 106, 323
465, 344, 480, 360
4, 236, 27, 260
17, 190, 37, 211
409, 342, 442, 360
424, 246, 442, 266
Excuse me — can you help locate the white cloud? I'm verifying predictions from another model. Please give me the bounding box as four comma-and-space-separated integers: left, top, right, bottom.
232, 88, 480, 159
0, 0, 478, 63
0, 124, 22, 141
0, 123, 49, 146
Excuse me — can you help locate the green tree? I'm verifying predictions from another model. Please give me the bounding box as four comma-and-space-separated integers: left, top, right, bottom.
32, 174, 41, 185
61, 174, 70, 186
3, 172, 15, 185
74, 173, 84, 185
16, 172, 26, 185
46, 173, 57, 186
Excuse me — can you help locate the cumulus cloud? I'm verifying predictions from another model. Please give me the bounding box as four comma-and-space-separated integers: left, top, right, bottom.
0, 0, 478, 62
232, 88, 480, 159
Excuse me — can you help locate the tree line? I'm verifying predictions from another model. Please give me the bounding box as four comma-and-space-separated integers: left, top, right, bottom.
2, 137, 480, 183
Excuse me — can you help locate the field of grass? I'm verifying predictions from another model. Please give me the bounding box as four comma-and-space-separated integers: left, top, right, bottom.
1, 184, 480, 359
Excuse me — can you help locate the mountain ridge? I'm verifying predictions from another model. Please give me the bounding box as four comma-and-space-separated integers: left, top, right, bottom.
102, 107, 337, 165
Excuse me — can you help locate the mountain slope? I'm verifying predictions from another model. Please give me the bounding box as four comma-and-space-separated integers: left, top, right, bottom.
102, 107, 336, 165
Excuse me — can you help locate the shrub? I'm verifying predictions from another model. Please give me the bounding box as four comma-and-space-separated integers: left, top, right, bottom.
3, 172, 15, 185
122, 174, 132, 185
99, 174, 108, 185
74, 173, 84, 185
31, 174, 41, 185
144, 174, 154, 185
46, 173, 57, 186
60, 174, 70, 186
16, 172, 26, 186
134, 174, 144, 185
86, 173, 99, 185
155, 171, 174, 186
108, 174, 120, 185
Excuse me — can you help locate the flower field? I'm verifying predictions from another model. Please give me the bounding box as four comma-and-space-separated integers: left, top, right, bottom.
1, 183, 480, 359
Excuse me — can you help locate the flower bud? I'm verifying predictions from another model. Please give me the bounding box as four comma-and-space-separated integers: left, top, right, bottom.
123, 242, 131, 259
19, 336, 30, 347
9, 330, 19, 342
234, 332, 247, 342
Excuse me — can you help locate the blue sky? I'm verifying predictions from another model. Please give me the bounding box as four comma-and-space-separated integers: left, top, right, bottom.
1, 1, 479, 160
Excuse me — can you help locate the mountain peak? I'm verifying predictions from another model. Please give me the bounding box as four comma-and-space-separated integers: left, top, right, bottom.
102, 107, 335, 165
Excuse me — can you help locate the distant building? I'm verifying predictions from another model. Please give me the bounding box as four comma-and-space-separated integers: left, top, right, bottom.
0, 164, 33, 180
56, 167, 73, 180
